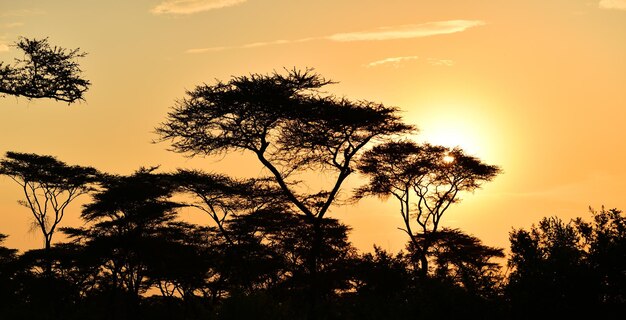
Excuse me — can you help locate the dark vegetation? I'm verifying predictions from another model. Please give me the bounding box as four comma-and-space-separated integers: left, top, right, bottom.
1, 40, 624, 318
0, 37, 90, 103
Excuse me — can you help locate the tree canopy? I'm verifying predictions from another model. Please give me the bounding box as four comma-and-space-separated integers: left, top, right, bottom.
0, 151, 99, 254
157, 69, 414, 221
357, 141, 501, 277
0, 37, 90, 103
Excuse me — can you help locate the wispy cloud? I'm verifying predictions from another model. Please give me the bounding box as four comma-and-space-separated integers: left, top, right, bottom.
186, 39, 295, 53
365, 56, 455, 68
187, 20, 485, 53
151, 0, 246, 15
327, 20, 485, 42
426, 58, 455, 67
365, 56, 420, 68
599, 0, 626, 10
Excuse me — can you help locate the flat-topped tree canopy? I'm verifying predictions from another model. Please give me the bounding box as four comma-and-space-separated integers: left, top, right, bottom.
157, 68, 415, 220
157, 69, 414, 172
0, 151, 99, 265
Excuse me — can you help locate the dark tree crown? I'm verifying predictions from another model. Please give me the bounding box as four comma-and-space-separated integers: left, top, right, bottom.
0, 37, 90, 103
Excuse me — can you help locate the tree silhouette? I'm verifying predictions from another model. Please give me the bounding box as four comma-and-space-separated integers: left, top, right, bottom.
0, 152, 99, 273
57, 168, 227, 318
226, 209, 356, 296
507, 208, 626, 319
0, 37, 90, 103
577, 208, 626, 307
156, 69, 414, 308
413, 228, 503, 297
356, 141, 500, 277
0, 234, 18, 314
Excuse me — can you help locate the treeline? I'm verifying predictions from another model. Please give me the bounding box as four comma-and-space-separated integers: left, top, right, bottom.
0, 162, 624, 319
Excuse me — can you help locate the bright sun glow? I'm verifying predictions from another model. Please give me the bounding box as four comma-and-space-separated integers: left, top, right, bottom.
420, 122, 482, 156
409, 102, 494, 159
443, 155, 455, 163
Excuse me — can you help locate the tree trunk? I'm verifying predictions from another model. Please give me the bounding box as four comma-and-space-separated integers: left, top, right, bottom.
308, 219, 323, 320
44, 235, 52, 276
419, 250, 429, 278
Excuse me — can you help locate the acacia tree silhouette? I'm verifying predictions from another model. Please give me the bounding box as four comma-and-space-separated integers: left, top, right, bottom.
0, 37, 90, 103
61, 168, 217, 316
0, 152, 99, 273
356, 141, 500, 277
156, 68, 413, 312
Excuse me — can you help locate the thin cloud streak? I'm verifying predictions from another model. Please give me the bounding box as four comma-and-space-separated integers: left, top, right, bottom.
599, 0, 626, 10
186, 20, 485, 53
186, 39, 305, 53
151, 0, 246, 15
327, 20, 485, 42
427, 58, 455, 67
365, 56, 455, 69
366, 56, 420, 68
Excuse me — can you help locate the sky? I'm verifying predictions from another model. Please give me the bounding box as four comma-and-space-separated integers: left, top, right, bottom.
1, 0, 625, 253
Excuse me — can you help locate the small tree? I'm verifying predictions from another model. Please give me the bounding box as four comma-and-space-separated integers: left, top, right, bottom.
415, 228, 504, 297
0, 152, 99, 258
63, 168, 206, 302
356, 141, 500, 276
0, 37, 90, 103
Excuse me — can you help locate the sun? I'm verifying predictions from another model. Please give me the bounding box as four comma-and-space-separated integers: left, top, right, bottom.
443, 154, 455, 163
410, 103, 491, 159
420, 122, 482, 156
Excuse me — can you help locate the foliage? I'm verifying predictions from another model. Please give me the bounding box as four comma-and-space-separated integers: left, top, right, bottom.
0, 152, 99, 254
62, 168, 215, 301
157, 68, 414, 221
157, 69, 414, 312
357, 140, 501, 276
413, 228, 504, 297
506, 208, 626, 318
0, 37, 90, 103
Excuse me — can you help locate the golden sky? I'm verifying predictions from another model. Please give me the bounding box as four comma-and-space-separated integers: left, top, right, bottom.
1, 0, 625, 253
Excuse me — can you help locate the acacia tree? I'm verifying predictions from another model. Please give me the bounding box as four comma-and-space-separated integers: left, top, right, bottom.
0, 152, 99, 260
0, 37, 90, 103
157, 69, 413, 305
62, 168, 217, 304
356, 141, 500, 277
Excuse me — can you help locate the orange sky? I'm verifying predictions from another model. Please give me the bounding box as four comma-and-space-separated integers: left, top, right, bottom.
1, 0, 625, 253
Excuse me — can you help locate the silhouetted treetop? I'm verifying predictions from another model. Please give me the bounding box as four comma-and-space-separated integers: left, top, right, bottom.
156, 69, 414, 171
357, 141, 500, 232
80, 167, 180, 223
356, 141, 446, 199
158, 68, 414, 221
0, 152, 99, 258
0, 152, 99, 187
0, 37, 90, 103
